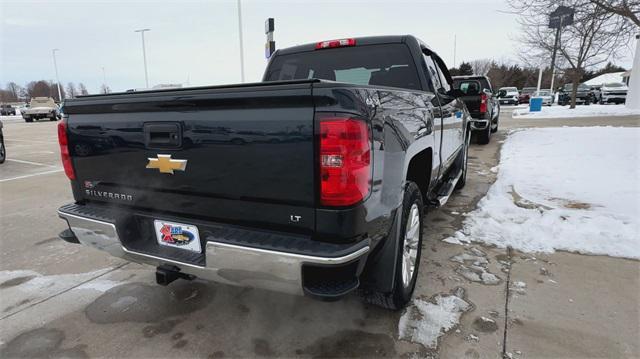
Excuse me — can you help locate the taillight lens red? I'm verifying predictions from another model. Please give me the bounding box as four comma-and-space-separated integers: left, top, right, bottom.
480, 92, 487, 114
319, 117, 371, 206
315, 38, 356, 50
57, 120, 75, 180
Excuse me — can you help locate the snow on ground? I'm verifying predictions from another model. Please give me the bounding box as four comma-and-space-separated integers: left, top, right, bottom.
398, 288, 471, 348
513, 104, 640, 118
448, 127, 640, 259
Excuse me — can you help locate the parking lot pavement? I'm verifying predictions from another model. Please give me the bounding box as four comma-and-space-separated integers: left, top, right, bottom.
0, 115, 639, 358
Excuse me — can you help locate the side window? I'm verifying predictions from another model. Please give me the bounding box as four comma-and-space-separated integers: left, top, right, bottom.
422, 54, 441, 93
433, 57, 451, 93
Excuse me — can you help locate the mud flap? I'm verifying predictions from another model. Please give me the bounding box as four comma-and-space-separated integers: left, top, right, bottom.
358, 207, 402, 293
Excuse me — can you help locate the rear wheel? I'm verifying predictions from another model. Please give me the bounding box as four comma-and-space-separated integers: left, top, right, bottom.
456, 129, 470, 190
476, 122, 491, 145
24, 117, 32, 123
0, 131, 5, 164
361, 181, 424, 310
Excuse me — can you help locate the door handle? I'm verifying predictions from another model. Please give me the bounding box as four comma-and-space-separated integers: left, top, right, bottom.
144, 122, 182, 149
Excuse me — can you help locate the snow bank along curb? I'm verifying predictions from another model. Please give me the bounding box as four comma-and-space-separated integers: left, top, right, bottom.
513, 104, 640, 118
447, 127, 640, 260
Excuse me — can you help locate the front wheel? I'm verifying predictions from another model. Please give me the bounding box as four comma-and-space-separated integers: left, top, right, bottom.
24, 117, 33, 123
361, 181, 424, 310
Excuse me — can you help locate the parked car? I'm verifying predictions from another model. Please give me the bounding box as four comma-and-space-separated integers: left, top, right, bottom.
56, 35, 472, 310
452, 75, 500, 144
532, 90, 553, 106
1, 104, 16, 116
599, 82, 627, 104
557, 83, 591, 106
497, 87, 519, 105
0, 120, 5, 164
518, 87, 537, 104
22, 97, 59, 122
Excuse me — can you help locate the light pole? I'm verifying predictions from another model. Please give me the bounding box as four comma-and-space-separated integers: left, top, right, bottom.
52, 49, 62, 102
237, 0, 245, 82
134, 28, 151, 88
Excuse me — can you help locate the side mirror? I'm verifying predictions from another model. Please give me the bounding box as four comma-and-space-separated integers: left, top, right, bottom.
447, 88, 465, 98
482, 88, 492, 95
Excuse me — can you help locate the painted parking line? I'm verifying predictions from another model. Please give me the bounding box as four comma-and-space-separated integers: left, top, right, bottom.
6, 158, 59, 167
5, 139, 58, 144
0, 168, 64, 182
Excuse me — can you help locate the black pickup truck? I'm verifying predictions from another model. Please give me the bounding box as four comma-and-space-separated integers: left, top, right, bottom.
452, 75, 500, 144
57, 35, 470, 310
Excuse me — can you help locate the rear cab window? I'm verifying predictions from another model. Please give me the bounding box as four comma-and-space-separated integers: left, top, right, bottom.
453, 80, 481, 95
264, 44, 422, 91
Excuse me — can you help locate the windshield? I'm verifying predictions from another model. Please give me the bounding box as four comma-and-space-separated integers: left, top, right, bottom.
265, 44, 421, 91
522, 87, 536, 94
536, 91, 550, 96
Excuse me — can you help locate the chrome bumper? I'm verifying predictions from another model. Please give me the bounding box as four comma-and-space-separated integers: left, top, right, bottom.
59, 211, 369, 295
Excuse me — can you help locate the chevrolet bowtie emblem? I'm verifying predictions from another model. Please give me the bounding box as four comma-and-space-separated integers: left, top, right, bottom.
146, 154, 187, 174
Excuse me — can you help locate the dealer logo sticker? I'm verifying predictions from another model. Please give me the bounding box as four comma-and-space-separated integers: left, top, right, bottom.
154, 220, 202, 253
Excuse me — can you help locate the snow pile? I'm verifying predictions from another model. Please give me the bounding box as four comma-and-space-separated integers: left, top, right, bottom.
513, 104, 640, 118
398, 288, 471, 348
448, 127, 640, 259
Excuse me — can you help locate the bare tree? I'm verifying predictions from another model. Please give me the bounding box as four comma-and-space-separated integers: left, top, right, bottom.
66, 83, 77, 99
511, 0, 630, 108
589, 0, 640, 26
100, 84, 112, 94
5, 82, 22, 102
471, 59, 493, 76
77, 83, 89, 95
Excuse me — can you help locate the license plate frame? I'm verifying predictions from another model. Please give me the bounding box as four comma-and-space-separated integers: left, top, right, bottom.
154, 220, 202, 253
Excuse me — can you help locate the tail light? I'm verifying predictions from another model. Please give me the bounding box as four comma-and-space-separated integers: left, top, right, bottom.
57, 120, 76, 180
319, 116, 371, 206
315, 38, 356, 50
480, 92, 488, 114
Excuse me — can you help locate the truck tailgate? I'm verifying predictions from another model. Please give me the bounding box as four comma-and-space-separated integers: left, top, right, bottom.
64, 82, 317, 231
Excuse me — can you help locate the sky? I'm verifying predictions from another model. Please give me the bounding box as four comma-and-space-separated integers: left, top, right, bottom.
0, 0, 636, 94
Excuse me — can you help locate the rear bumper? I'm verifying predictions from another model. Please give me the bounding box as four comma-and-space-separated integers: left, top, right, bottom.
58, 203, 370, 297
469, 117, 490, 131
602, 94, 626, 102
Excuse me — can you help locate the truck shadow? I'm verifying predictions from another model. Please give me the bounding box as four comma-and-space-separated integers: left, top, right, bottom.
79, 278, 403, 357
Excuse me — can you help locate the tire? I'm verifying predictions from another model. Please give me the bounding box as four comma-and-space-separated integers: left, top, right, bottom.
0, 132, 5, 164
491, 113, 499, 133
360, 181, 424, 310
456, 130, 470, 190
24, 117, 33, 123
476, 122, 491, 145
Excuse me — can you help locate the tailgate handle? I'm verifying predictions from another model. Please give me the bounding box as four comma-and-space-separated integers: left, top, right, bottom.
144, 123, 182, 148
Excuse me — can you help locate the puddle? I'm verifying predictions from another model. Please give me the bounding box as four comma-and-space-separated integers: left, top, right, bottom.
0, 276, 35, 289
300, 329, 396, 358
85, 281, 214, 324
472, 316, 498, 333
0, 328, 88, 358
398, 287, 472, 349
